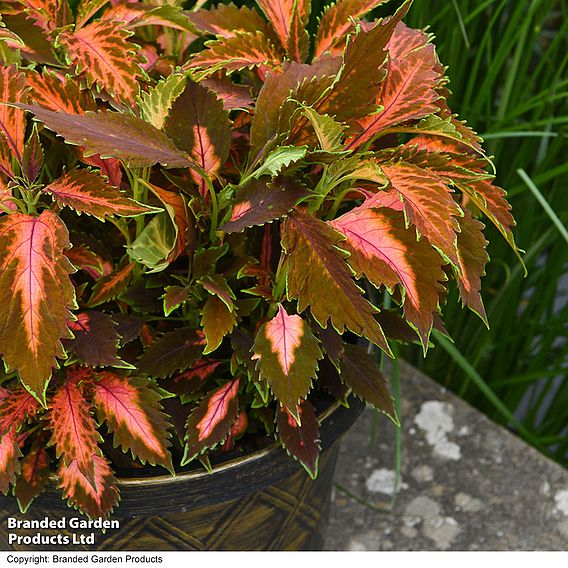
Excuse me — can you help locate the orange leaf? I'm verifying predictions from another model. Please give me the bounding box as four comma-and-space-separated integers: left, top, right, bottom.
58, 19, 144, 105
58, 454, 119, 519
49, 382, 102, 488
0, 211, 77, 400
91, 372, 173, 471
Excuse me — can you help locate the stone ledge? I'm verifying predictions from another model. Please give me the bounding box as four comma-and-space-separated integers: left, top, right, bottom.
325, 361, 568, 550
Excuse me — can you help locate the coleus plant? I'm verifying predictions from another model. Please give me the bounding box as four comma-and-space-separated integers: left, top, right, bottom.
0, 0, 520, 520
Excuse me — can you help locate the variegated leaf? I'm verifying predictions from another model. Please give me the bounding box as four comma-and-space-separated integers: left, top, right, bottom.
137, 328, 203, 378
43, 169, 160, 220
58, 454, 119, 520
182, 379, 240, 465
281, 211, 392, 356
164, 80, 231, 187
201, 77, 254, 111
88, 261, 135, 307
91, 373, 173, 471
49, 382, 102, 487
0, 387, 40, 437
25, 69, 96, 115
163, 286, 191, 317
58, 20, 144, 105
314, 0, 388, 57
369, 161, 463, 269
188, 4, 273, 39
18, 104, 193, 168
277, 400, 319, 478
188, 31, 283, 75
314, 2, 411, 124
351, 24, 444, 149
256, 0, 310, 60
0, 211, 76, 401
221, 177, 307, 233
14, 443, 50, 513
0, 64, 26, 163
331, 207, 445, 349
139, 73, 187, 130
252, 305, 322, 420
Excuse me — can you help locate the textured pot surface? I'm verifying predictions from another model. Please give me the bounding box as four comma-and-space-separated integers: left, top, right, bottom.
0, 397, 364, 551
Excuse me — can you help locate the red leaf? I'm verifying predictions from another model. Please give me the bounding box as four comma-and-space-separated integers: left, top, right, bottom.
14, 444, 50, 512
221, 177, 307, 233
65, 311, 131, 369
314, 0, 388, 57
91, 372, 173, 471
166, 359, 221, 396
252, 305, 322, 419
281, 211, 392, 356
201, 77, 254, 111
137, 328, 204, 378
338, 344, 395, 419
0, 387, 40, 437
188, 4, 273, 40
49, 382, 102, 487
58, 454, 119, 520
0, 211, 77, 400
18, 104, 193, 168
182, 379, 240, 464
58, 19, 144, 105
277, 400, 319, 478
88, 261, 135, 307
331, 206, 445, 348
65, 245, 106, 280
44, 169, 159, 220
163, 285, 190, 317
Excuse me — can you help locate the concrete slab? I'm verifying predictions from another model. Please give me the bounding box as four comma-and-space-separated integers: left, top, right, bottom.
326, 361, 568, 550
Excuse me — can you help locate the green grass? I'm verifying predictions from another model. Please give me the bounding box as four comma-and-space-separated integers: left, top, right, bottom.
402, 0, 568, 467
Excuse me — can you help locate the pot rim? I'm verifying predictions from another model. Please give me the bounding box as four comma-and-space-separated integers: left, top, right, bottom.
115, 395, 344, 488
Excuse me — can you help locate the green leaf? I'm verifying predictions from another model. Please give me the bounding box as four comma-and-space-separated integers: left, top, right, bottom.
301, 106, 346, 152
248, 145, 308, 181
127, 213, 176, 273
139, 73, 187, 130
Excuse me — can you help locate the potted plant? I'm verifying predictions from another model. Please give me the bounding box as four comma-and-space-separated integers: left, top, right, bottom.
0, 0, 520, 551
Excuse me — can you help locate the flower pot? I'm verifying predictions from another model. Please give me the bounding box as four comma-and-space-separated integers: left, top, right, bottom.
0, 396, 364, 551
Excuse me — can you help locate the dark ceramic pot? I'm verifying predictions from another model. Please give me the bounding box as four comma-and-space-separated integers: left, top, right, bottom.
0, 397, 364, 551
